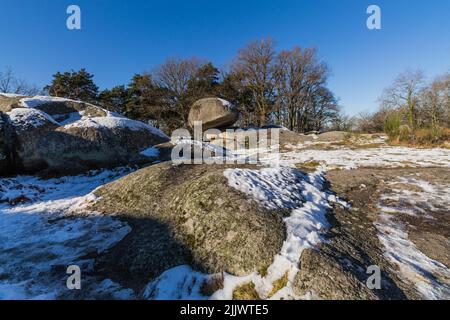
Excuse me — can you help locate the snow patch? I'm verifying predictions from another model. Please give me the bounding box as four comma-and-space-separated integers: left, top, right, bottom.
375, 179, 450, 299
278, 146, 450, 170
7, 108, 60, 128
19, 96, 84, 109
140, 146, 160, 158
64, 116, 169, 138
142, 265, 213, 300
218, 98, 233, 110
53, 112, 83, 126
0, 93, 24, 98
0, 167, 135, 299
220, 166, 336, 299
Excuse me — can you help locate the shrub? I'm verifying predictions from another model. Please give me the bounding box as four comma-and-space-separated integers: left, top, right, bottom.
399, 125, 412, 142
414, 127, 447, 145
384, 113, 402, 140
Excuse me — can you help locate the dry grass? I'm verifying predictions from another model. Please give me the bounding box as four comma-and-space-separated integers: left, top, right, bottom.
388, 127, 450, 148
295, 160, 322, 172
349, 142, 385, 150
232, 282, 261, 300
258, 265, 269, 278
267, 272, 289, 298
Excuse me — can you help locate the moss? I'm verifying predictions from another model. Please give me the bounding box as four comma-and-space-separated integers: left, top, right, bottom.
92, 162, 286, 280
258, 265, 269, 278
232, 282, 261, 300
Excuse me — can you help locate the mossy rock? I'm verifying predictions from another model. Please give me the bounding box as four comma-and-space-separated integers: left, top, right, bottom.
91, 162, 286, 290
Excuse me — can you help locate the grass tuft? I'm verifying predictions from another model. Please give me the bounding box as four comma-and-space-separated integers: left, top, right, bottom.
232, 282, 261, 300
268, 272, 289, 298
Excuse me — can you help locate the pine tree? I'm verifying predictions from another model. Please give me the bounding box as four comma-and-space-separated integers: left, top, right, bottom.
98, 85, 130, 114
44, 69, 99, 103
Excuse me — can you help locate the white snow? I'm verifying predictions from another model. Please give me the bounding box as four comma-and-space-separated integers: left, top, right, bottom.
140, 146, 160, 158
277, 146, 450, 169
64, 116, 169, 138
0, 93, 24, 98
219, 166, 342, 299
0, 167, 135, 299
224, 167, 306, 210
374, 178, 450, 300
19, 96, 84, 109
218, 98, 233, 110
53, 112, 83, 125
142, 265, 213, 300
7, 108, 60, 129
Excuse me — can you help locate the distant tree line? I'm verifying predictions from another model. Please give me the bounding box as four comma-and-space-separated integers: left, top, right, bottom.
38, 39, 341, 133
354, 70, 449, 144
0, 67, 41, 96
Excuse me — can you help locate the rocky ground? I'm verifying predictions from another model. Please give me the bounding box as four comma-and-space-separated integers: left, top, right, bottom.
305, 167, 450, 300
0, 104, 449, 300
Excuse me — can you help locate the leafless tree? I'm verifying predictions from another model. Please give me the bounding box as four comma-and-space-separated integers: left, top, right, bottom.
154, 58, 202, 97
0, 67, 40, 95
420, 73, 450, 129
273, 47, 335, 132
233, 39, 276, 126
152, 57, 203, 124
380, 70, 425, 129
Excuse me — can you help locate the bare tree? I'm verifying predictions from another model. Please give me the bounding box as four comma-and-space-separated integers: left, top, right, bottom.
0, 67, 40, 95
273, 47, 334, 132
154, 58, 202, 97
153, 58, 203, 125
233, 39, 276, 126
420, 73, 450, 129
380, 70, 425, 130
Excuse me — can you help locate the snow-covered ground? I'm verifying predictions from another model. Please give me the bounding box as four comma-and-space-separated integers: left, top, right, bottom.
374, 178, 450, 300
0, 93, 24, 98
1, 127, 449, 299
0, 168, 135, 299
195, 139, 449, 170
278, 146, 450, 169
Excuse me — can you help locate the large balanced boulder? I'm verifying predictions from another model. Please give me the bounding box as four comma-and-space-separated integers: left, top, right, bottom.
188, 98, 239, 130
91, 162, 286, 290
0, 94, 170, 175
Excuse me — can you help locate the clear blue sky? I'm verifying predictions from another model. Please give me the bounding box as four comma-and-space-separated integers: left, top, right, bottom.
1, 0, 449, 115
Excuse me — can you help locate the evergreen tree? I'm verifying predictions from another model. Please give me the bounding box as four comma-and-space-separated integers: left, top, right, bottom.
98, 85, 130, 114
44, 69, 99, 103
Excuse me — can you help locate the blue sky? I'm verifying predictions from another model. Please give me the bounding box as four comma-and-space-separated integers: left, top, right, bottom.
1, 0, 449, 115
